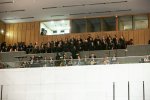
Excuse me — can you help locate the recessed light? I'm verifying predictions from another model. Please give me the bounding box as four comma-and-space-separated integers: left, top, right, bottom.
1, 29, 4, 34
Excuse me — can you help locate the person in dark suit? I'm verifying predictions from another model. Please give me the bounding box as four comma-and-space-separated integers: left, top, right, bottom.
76, 40, 83, 52
12, 43, 17, 51
70, 45, 78, 59
95, 40, 102, 50
1, 42, 7, 51
94, 36, 102, 50
83, 39, 88, 51
112, 35, 118, 49
107, 36, 113, 50
118, 35, 126, 49
101, 36, 107, 50
63, 41, 69, 52
27, 43, 33, 54
46, 42, 51, 53
88, 38, 95, 51
7, 44, 12, 51
56, 43, 62, 52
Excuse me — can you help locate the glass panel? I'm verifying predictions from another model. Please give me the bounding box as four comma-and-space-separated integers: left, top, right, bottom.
87, 18, 101, 32
134, 15, 148, 29
102, 17, 116, 31
71, 19, 86, 33
119, 16, 133, 30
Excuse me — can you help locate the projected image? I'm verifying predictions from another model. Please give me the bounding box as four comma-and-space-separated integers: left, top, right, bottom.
40, 20, 70, 35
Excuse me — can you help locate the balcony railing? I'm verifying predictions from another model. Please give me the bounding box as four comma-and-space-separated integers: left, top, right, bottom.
0, 56, 149, 69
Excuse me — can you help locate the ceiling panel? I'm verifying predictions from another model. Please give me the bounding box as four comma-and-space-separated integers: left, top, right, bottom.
0, 0, 150, 23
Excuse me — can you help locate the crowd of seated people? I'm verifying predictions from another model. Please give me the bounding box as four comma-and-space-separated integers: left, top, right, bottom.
0, 51, 149, 68
26, 52, 118, 67
0, 35, 128, 53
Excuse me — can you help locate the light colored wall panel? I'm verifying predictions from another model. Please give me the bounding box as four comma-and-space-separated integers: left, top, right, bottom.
0, 63, 150, 100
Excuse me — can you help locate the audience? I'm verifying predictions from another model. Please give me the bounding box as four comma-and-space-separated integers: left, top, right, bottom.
0, 35, 128, 54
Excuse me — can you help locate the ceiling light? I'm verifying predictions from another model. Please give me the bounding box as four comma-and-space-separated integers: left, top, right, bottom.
1, 29, 4, 34
0, 1, 14, 5
4, 17, 34, 20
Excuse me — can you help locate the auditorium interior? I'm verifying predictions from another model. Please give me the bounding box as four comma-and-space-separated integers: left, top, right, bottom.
0, 0, 150, 100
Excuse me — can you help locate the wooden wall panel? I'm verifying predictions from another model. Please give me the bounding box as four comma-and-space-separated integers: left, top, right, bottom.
128, 30, 134, 40
26, 23, 31, 45
13, 24, 18, 44
18, 23, 23, 42
17, 23, 21, 43
5, 21, 150, 45
9, 24, 13, 44
123, 32, 129, 41
138, 30, 145, 45
30, 23, 35, 44
5, 24, 9, 44
22, 23, 26, 43
12, 24, 15, 43
34, 22, 39, 42
144, 30, 150, 44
